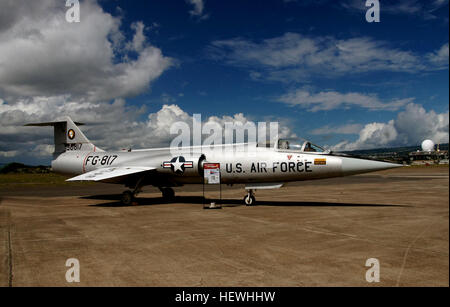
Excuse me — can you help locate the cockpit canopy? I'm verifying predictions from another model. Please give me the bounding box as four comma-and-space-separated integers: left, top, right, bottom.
276, 139, 329, 153
256, 138, 330, 153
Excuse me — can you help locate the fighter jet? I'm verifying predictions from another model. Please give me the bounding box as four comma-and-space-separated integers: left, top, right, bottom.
26, 117, 402, 205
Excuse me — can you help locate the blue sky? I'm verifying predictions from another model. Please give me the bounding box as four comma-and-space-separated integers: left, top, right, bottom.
107, 0, 449, 144
0, 0, 448, 164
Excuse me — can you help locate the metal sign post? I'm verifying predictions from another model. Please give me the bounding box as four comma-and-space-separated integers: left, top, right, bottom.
203, 163, 222, 209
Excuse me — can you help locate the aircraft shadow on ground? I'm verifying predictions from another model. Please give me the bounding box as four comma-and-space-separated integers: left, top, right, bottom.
82, 194, 409, 208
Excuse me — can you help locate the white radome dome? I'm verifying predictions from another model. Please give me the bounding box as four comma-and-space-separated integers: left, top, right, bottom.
421, 139, 435, 152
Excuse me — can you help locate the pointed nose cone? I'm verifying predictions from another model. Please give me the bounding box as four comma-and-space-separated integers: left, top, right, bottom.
341, 157, 402, 176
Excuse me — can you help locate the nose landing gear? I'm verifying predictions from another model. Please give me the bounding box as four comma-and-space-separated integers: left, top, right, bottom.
243, 189, 256, 206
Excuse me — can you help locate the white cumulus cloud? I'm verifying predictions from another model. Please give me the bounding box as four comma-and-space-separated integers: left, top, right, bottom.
331, 103, 449, 151
0, 97, 295, 161
0, 0, 173, 102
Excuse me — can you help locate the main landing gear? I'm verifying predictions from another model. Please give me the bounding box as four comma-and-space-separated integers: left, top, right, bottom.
243, 189, 256, 206
121, 177, 144, 206
120, 186, 176, 205
160, 187, 175, 202
121, 189, 138, 206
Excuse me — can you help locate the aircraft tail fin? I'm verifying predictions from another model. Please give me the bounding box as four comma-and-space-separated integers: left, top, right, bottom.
25, 116, 103, 157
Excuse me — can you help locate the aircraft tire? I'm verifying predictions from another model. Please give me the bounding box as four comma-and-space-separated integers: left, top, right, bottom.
243, 195, 256, 206
121, 190, 134, 206
161, 188, 175, 202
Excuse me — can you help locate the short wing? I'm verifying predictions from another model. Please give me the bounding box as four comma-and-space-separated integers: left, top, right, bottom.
245, 183, 284, 190
66, 166, 155, 183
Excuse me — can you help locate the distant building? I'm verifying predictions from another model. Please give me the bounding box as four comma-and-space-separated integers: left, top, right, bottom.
408, 146, 449, 166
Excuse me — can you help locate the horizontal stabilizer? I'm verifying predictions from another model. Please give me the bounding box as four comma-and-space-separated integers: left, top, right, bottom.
67, 166, 155, 182
25, 120, 84, 126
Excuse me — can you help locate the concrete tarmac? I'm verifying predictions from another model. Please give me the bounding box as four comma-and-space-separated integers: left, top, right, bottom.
0, 167, 448, 286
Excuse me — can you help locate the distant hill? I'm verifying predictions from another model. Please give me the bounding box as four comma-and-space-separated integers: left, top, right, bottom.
343, 143, 449, 156
341, 143, 449, 164
0, 163, 51, 174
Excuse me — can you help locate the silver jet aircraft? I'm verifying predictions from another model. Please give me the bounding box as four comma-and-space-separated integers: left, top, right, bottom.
27, 117, 402, 205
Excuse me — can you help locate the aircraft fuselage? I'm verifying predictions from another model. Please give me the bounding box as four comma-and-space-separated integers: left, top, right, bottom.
51, 144, 392, 186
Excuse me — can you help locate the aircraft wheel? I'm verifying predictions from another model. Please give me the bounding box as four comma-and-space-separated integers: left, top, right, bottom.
243, 194, 256, 206
161, 188, 175, 201
121, 190, 134, 206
